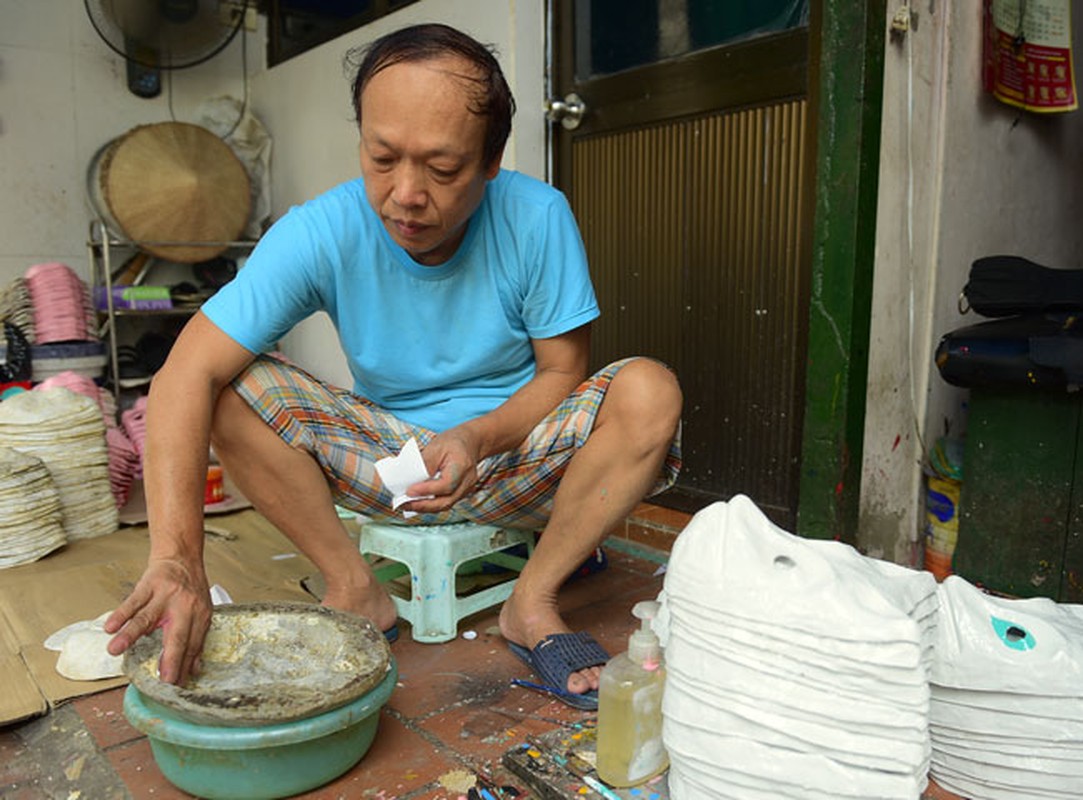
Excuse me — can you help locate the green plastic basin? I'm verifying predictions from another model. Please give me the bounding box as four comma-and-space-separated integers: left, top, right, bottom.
123, 658, 397, 800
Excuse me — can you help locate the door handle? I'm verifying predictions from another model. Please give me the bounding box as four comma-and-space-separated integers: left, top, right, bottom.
545, 92, 586, 130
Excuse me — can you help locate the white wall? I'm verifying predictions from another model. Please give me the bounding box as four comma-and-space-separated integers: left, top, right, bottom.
859, 2, 1083, 564
0, 0, 543, 388
248, 0, 546, 386
16, 1, 1063, 552
0, 0, 260, 284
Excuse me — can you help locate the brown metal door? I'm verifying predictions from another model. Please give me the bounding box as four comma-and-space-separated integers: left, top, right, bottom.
550, 0, 812, 527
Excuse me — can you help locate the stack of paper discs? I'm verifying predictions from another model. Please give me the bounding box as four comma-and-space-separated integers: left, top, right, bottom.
36, 371, 135, 508
0, 388, 117, 540
0, 277, 36, 342
36, 370, 114, 422
0, 446, 65, 568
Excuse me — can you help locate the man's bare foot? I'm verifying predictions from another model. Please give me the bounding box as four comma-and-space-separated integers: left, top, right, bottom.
499, 591, 603, 694
321, 580, 398, 634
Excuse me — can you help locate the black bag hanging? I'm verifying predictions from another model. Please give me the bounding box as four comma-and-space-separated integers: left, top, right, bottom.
961, 256, 1083, 318
935, 313, 1083, 390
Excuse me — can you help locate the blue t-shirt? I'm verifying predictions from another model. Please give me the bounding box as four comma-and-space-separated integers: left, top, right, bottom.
202, 169, 600, 431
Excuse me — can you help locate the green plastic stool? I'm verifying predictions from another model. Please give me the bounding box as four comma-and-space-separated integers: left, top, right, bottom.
359, 522, 534, 643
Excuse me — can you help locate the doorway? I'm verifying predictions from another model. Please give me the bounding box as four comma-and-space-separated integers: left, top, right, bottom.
549, 0, 812, 528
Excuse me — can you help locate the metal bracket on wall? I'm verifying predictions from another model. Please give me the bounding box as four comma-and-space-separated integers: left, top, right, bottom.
219, 1, 258, 31
890, 5, 914, 41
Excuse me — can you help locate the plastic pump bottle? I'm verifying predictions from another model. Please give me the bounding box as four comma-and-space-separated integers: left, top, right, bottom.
595, 600, 668, 787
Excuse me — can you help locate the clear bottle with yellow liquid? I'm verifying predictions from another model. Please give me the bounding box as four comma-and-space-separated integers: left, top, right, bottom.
595, 600, 668, 787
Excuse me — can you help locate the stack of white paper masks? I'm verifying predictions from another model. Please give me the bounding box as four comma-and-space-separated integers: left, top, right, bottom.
0, 387, 117, 539
930, 576, 1083, 800
656, 495, 937, 799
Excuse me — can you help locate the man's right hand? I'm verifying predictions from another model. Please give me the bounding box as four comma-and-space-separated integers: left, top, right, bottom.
104, 557, 212, 685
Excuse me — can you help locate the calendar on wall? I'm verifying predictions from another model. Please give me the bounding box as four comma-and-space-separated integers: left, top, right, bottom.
983, 0, 1078, 113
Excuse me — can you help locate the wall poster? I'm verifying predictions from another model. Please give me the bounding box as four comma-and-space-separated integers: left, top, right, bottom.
983, 0, 1077, 113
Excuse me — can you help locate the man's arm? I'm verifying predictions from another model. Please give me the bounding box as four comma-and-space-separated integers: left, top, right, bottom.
105, 312, 256, 684
406, 323, 591, 510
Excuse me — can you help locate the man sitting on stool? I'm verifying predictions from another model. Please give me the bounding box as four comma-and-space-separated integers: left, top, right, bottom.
105, 22, 682, 710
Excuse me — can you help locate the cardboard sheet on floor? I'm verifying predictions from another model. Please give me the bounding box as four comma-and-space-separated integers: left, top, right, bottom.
118, 475, 252, 525
0, 509, 319, 727
0, 609, 45, 723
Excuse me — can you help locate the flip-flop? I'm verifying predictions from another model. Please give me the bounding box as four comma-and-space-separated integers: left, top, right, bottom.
383, 623, 399, 644
507, 631, 610, 711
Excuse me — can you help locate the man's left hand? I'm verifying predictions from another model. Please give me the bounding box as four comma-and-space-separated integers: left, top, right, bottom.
406, 427, 481, 511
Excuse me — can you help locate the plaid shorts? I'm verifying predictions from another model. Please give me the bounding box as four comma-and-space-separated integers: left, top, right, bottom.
231, 354, 682, 529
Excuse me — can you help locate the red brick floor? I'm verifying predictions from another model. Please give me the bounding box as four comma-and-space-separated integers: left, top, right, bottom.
0, 532, 671, 800
0, 502, 970, 799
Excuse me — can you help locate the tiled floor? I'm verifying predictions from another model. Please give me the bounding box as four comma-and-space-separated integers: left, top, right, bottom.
0, 506, 683, 800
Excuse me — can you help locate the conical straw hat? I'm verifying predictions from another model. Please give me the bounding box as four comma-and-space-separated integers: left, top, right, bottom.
95, 122, 251, 262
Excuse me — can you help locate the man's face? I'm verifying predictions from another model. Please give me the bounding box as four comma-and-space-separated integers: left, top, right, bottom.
359, 56, 501, 266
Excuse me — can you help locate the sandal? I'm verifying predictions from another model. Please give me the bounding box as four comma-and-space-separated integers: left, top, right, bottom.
507, 631, 610, 710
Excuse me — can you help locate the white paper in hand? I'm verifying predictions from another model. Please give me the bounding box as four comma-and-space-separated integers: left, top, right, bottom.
374, 437, 434, 518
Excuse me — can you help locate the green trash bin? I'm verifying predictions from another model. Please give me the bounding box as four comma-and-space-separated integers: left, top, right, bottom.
952, 388, 1083, 602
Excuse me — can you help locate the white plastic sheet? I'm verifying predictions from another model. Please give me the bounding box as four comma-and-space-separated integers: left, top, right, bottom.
198, 96, 272, 240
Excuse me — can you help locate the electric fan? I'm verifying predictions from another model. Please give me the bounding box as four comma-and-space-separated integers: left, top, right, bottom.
84, 0, 248, 98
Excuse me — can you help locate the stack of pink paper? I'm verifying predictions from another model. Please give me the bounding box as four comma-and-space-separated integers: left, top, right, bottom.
25, 262, 95, 344
105, 426, 140, 509
121, 396, 147, 479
